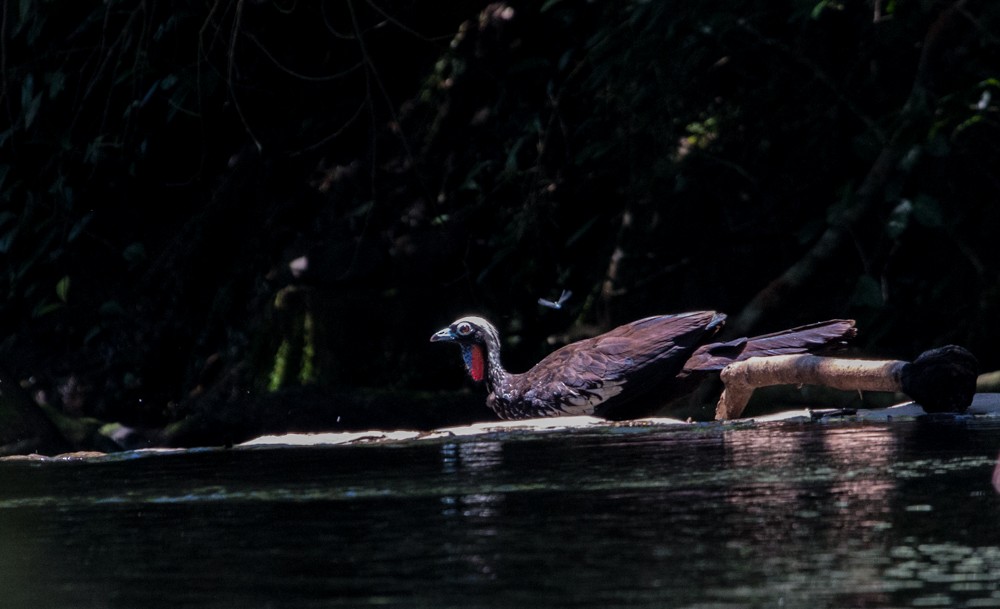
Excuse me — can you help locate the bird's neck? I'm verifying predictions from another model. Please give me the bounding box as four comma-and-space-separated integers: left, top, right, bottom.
462, 340, 509, 390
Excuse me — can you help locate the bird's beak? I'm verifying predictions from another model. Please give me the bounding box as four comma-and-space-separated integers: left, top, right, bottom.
430, 327, 456, 343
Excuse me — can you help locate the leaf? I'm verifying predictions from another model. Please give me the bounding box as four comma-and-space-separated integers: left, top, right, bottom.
850, 275, 883, 309
504, 136, 527, 174
345, 201, 374, 218
44, 71, 66, 99
925, 133, 950, 158
898, 145, 922, 171
13, 0, 33, 37
886, 199, 912, 239
160, 74, 179, 90
0, 216, 20, 253
557, 50, 573, 72
566, 215, 600, 247
32, 301, 64, 319
138, 82, 159, 108
84, 325, 102, 345
68, 212, 94, 242
84, 139, 101, 164
154, 15, 179, 42
99, 300, 126, 317
913, 195, 944, 228
21, 75, 43, 129
56, 275, 70, 303
794, 218, 824, 245
811, 0, 830, 19
122, 242, 146, 264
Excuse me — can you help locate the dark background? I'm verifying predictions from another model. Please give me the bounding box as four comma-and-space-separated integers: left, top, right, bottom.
1, 0, 998, 448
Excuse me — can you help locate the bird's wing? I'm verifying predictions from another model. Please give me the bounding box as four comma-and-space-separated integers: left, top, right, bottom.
521, 312, 723, 415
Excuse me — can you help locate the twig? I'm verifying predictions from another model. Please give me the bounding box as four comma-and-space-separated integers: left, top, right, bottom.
363, 0, 454, 42
227, 0, 263, 152
245, 32, 365, 82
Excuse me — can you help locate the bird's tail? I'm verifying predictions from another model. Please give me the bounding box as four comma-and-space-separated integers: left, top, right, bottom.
683, 319, 857, 372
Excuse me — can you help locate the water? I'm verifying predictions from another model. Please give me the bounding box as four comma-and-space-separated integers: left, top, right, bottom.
1, 418, 998, 608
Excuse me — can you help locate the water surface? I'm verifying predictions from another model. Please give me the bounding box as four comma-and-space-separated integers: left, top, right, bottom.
1, 418, 998, 608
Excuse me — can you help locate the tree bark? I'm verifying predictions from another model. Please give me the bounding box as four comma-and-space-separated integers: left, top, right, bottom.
716, 345, 978, 420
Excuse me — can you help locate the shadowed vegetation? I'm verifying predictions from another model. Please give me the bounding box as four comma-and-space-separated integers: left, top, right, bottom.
1, 0, 998, 452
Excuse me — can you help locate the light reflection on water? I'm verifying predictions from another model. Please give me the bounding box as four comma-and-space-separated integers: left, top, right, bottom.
994, 452, 1000, 494
0, 419, 998, 608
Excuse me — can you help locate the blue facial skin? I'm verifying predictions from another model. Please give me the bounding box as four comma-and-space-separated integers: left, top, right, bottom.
461, 344, 475, 375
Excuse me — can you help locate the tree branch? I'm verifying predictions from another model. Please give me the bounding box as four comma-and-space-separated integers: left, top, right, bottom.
715, 345, 978, 420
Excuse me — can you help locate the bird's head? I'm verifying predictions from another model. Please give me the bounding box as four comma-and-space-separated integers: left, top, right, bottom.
430, 316, 500, 382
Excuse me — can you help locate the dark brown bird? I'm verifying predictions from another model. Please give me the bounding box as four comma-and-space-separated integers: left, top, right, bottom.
430, 311, 856, 420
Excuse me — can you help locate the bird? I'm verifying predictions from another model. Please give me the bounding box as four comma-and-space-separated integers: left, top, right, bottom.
430, 311, 857, 420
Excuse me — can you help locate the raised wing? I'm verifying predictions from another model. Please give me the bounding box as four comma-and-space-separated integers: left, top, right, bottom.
516, 311, 725, 416
683, 319, 857, 372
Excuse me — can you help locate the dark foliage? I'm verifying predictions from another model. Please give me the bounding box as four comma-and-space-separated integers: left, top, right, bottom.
1, 0, 998, 445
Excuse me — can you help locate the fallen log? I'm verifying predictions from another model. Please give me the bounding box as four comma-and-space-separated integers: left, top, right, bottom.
715, 345, 978, 420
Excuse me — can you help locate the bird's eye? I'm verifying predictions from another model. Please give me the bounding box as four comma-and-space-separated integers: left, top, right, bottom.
457, 322, 473, 336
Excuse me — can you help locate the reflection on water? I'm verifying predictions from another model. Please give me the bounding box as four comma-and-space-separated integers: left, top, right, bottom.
994, 452, 1000, 494
716, 424, 1000, 608
718, 426, 899, 607
0, 419, 998, 608
439, 440, 505, 579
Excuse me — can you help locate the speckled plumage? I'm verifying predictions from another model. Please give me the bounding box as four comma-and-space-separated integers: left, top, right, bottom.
431, 312, 855, 421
